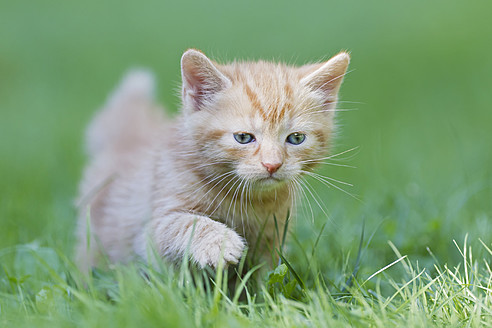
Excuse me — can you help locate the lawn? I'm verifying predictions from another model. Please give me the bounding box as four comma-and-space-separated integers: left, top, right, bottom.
1, 0, 491, 326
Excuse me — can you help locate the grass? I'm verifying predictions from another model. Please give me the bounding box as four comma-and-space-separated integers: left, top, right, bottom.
1, 235, 491, 327
1, 0, 491, 326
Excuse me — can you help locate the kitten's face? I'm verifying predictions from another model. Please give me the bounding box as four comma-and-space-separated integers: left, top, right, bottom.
190, 82, 331, 190
181, 50, 349, 191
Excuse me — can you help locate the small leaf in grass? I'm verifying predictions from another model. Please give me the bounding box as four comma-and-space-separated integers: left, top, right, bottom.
268, 263, 288, 285
8, 274, 31, 285
266, 263, 289, 296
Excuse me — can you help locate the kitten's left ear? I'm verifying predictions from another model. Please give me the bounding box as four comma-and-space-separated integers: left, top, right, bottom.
181, 49, 232, 111
300, 52, 350, 105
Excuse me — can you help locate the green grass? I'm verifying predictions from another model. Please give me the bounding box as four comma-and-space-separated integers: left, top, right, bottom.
1, 0, 491, 326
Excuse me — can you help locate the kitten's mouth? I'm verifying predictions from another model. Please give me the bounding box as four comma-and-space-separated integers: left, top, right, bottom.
259, 176, 280, 182
255, 176, 285, 189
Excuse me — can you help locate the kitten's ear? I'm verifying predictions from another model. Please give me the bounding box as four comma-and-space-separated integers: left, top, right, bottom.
300, 52, 350, 105
181, 49, 232, 111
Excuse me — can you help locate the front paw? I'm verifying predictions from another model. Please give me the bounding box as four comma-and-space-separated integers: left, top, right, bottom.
190, 221, 246, 268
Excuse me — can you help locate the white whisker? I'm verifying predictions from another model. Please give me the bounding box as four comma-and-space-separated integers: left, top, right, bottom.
301, 170, 353, 187
311, 108, 359, 113
298, 178, 330, 220
304, 171, 361, 202
292, 176, 314, 223
307, 162, 356, 168
208, 176, 242, 216
189, 171, 236, 209
299, 146, 360, 164
227, 177, 245, 225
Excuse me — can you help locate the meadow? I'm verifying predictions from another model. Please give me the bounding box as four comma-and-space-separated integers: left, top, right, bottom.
1, 0, 491, 326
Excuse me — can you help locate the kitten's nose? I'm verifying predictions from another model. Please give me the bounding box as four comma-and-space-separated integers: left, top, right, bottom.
262, 162, 282, 175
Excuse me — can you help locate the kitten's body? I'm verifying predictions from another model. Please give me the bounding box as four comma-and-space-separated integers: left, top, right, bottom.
76, 50, 349, 271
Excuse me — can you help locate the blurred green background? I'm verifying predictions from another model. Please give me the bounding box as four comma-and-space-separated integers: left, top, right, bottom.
1, 0, 491, 275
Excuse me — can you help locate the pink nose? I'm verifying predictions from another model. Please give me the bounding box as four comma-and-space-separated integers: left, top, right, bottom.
262, 162, 282, 175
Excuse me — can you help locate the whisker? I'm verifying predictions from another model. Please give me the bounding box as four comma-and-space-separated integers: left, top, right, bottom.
301, 170, 353, 187
337, 100, 365, 104
311, 108, 359, 113
300, 146, 360, 164
299, 100, 358, 114
298, 178, 330, 220
305, 172, 361, 202
227, 177, 245, 224
293, 176, 314, 223
208, 176, 242, 216
185, 170, 234, 197
188, 171, 236, 208
169, 160, 234, 181
239, 180, 250, 236
300, 161, 356, 169
287, 180, 299, 226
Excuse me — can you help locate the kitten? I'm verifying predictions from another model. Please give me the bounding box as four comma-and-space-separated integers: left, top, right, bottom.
75, 49, 350, 271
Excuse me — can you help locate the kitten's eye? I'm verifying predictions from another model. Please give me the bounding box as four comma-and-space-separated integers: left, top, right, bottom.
286, 132, 306, 145
233, 133, 255, 144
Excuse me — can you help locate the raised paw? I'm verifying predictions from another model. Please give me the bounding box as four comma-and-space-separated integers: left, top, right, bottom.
190, 220, 246, 269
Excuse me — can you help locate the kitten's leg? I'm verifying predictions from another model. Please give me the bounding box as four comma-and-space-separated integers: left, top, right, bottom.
135, 212, 246, 268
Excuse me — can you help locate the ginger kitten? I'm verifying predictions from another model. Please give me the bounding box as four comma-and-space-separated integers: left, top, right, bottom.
75, 49, 350, 271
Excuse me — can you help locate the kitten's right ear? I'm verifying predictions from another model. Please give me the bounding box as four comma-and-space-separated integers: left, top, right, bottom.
181, 49, 232, 111
300, 52, 350, 106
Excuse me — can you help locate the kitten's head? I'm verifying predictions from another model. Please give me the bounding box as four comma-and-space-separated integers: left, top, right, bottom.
180, 49, 349, 191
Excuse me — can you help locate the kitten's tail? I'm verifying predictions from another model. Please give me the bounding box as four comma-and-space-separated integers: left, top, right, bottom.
86, 69, 164, 158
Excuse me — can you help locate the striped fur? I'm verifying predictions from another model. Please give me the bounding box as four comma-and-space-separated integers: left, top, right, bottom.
75, 49, 350, 271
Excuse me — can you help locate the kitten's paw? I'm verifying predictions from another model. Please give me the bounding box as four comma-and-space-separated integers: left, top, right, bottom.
191, 221, 245, 269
